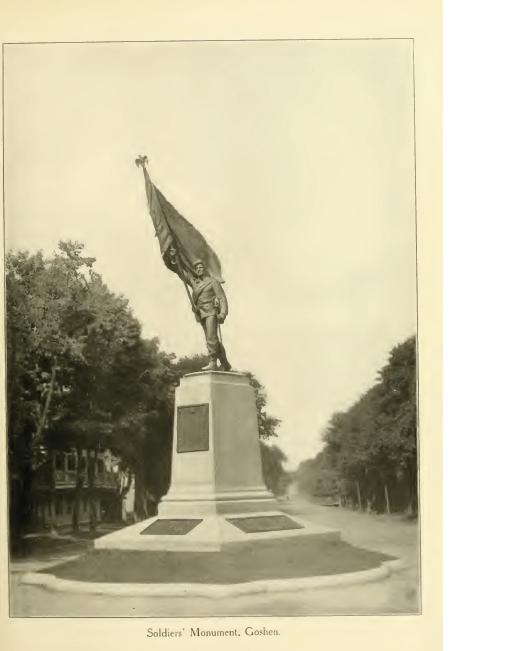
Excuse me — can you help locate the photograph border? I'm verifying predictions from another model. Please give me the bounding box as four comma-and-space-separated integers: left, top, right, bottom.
2, 36, 421, 620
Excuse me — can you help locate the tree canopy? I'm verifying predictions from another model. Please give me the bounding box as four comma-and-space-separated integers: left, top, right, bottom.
7, 242, 288, 544
295, 337, 418, 514
6, 242, 178, 537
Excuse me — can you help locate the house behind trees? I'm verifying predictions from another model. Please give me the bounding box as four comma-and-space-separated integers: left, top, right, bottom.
30, 448, 122, 532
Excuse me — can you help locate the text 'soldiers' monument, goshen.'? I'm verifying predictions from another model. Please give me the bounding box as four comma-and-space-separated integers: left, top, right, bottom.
95, 156, 339, 551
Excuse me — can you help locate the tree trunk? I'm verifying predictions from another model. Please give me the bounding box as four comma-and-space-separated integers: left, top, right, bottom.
133, 455, 149, 521
355, 480, 362, 511
87, 449, 98, 533
34, 359, 58, 445
405, 457, 418, 516
49, 451, 58, 535
9, 430, 36, 550
49, 493, 58, 535
119, 472, 133, 523
72, 448, 82, 533
9, 478, 27, 554
384, 482, 391, 515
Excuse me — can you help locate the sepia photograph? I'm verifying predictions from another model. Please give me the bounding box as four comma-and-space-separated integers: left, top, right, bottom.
4, 37, 420, 619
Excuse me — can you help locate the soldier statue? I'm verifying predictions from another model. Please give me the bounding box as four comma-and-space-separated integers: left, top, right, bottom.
167, 249, 231, 371
136, 156, 232, 372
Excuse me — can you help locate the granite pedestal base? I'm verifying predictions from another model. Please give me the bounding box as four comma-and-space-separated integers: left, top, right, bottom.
95, 371, 340, 552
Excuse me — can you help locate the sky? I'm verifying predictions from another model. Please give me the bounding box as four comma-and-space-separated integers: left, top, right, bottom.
3, 40, 416, 469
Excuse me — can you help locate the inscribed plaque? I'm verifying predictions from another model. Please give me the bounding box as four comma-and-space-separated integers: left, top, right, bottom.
176, 403, 209, 453
226, 515, 304, 533
140, 519, 203, 535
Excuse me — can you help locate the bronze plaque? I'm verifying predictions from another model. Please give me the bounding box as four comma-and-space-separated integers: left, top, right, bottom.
177, 403, 209, 453
226, 515, 304, 533
140, 519, 203, 535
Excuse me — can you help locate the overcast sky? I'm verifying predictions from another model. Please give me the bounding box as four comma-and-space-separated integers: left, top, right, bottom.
4, 40, 416, 468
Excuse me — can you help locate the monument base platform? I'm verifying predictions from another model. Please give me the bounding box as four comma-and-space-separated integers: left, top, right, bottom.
95, 370, 341, 552
94, 509, 340, 552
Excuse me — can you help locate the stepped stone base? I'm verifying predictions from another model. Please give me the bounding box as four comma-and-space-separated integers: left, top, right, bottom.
95, 371, 340, 553
94, 509, 340, 552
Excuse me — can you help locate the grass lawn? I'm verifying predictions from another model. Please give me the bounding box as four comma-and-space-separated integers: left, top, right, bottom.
40, 537, 394, 584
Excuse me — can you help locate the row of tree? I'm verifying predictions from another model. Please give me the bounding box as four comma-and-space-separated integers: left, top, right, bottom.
7, 241, 288, 549
295, 337, 418, 515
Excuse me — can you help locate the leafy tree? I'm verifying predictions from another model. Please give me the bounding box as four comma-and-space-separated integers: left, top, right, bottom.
7, 242, 287, 546
371, 337, 418, 513
171, 353, 208, 378
7, 242, 98, 543
110, 339, 177, 519
295, 336, 417, 515
6, 242, 180, 538
260, 442, 290, 495
243, 372, 281, 440
295, 455, 322, 496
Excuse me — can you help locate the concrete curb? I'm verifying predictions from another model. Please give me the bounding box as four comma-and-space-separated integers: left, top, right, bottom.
20, 558, 406, 598
10, 554, 82, 574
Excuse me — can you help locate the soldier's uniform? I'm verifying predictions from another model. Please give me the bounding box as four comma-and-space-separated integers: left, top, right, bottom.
187, 264, 231, 371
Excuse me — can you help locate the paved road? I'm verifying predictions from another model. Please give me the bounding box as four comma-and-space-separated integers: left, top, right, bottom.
9, 499, 420, 617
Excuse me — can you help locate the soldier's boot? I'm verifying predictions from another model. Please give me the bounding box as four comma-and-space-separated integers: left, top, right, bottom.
202, 355, 218, 371
218, 344, 232, 372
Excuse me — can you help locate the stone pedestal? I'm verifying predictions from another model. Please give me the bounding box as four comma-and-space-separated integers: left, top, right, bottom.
95, 371, 339, 552
158, 371, 276, 516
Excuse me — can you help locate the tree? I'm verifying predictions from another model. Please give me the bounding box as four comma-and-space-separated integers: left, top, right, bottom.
7, 242, 287, 546
295, 455, 322, 496
296, 336, 418, 515
109, 338, 177, 519
6, 242, 180, 538
294, 450, 338, 500
6, 242, 98, 542
371, 337, 418, 513
171, 354, 208, 379
260, 442, 290, 495
243, 372, 281, 440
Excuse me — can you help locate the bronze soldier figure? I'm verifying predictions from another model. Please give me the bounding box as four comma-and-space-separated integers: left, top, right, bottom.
167, 250, 231, 371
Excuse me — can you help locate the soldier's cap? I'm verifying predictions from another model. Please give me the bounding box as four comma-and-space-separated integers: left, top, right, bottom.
193, 259, 205, 267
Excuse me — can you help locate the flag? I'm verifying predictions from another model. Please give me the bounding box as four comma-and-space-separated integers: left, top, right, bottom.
140, 165, 224, 283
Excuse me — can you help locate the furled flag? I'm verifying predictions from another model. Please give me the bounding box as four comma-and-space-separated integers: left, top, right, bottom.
135, 155, 224, 283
